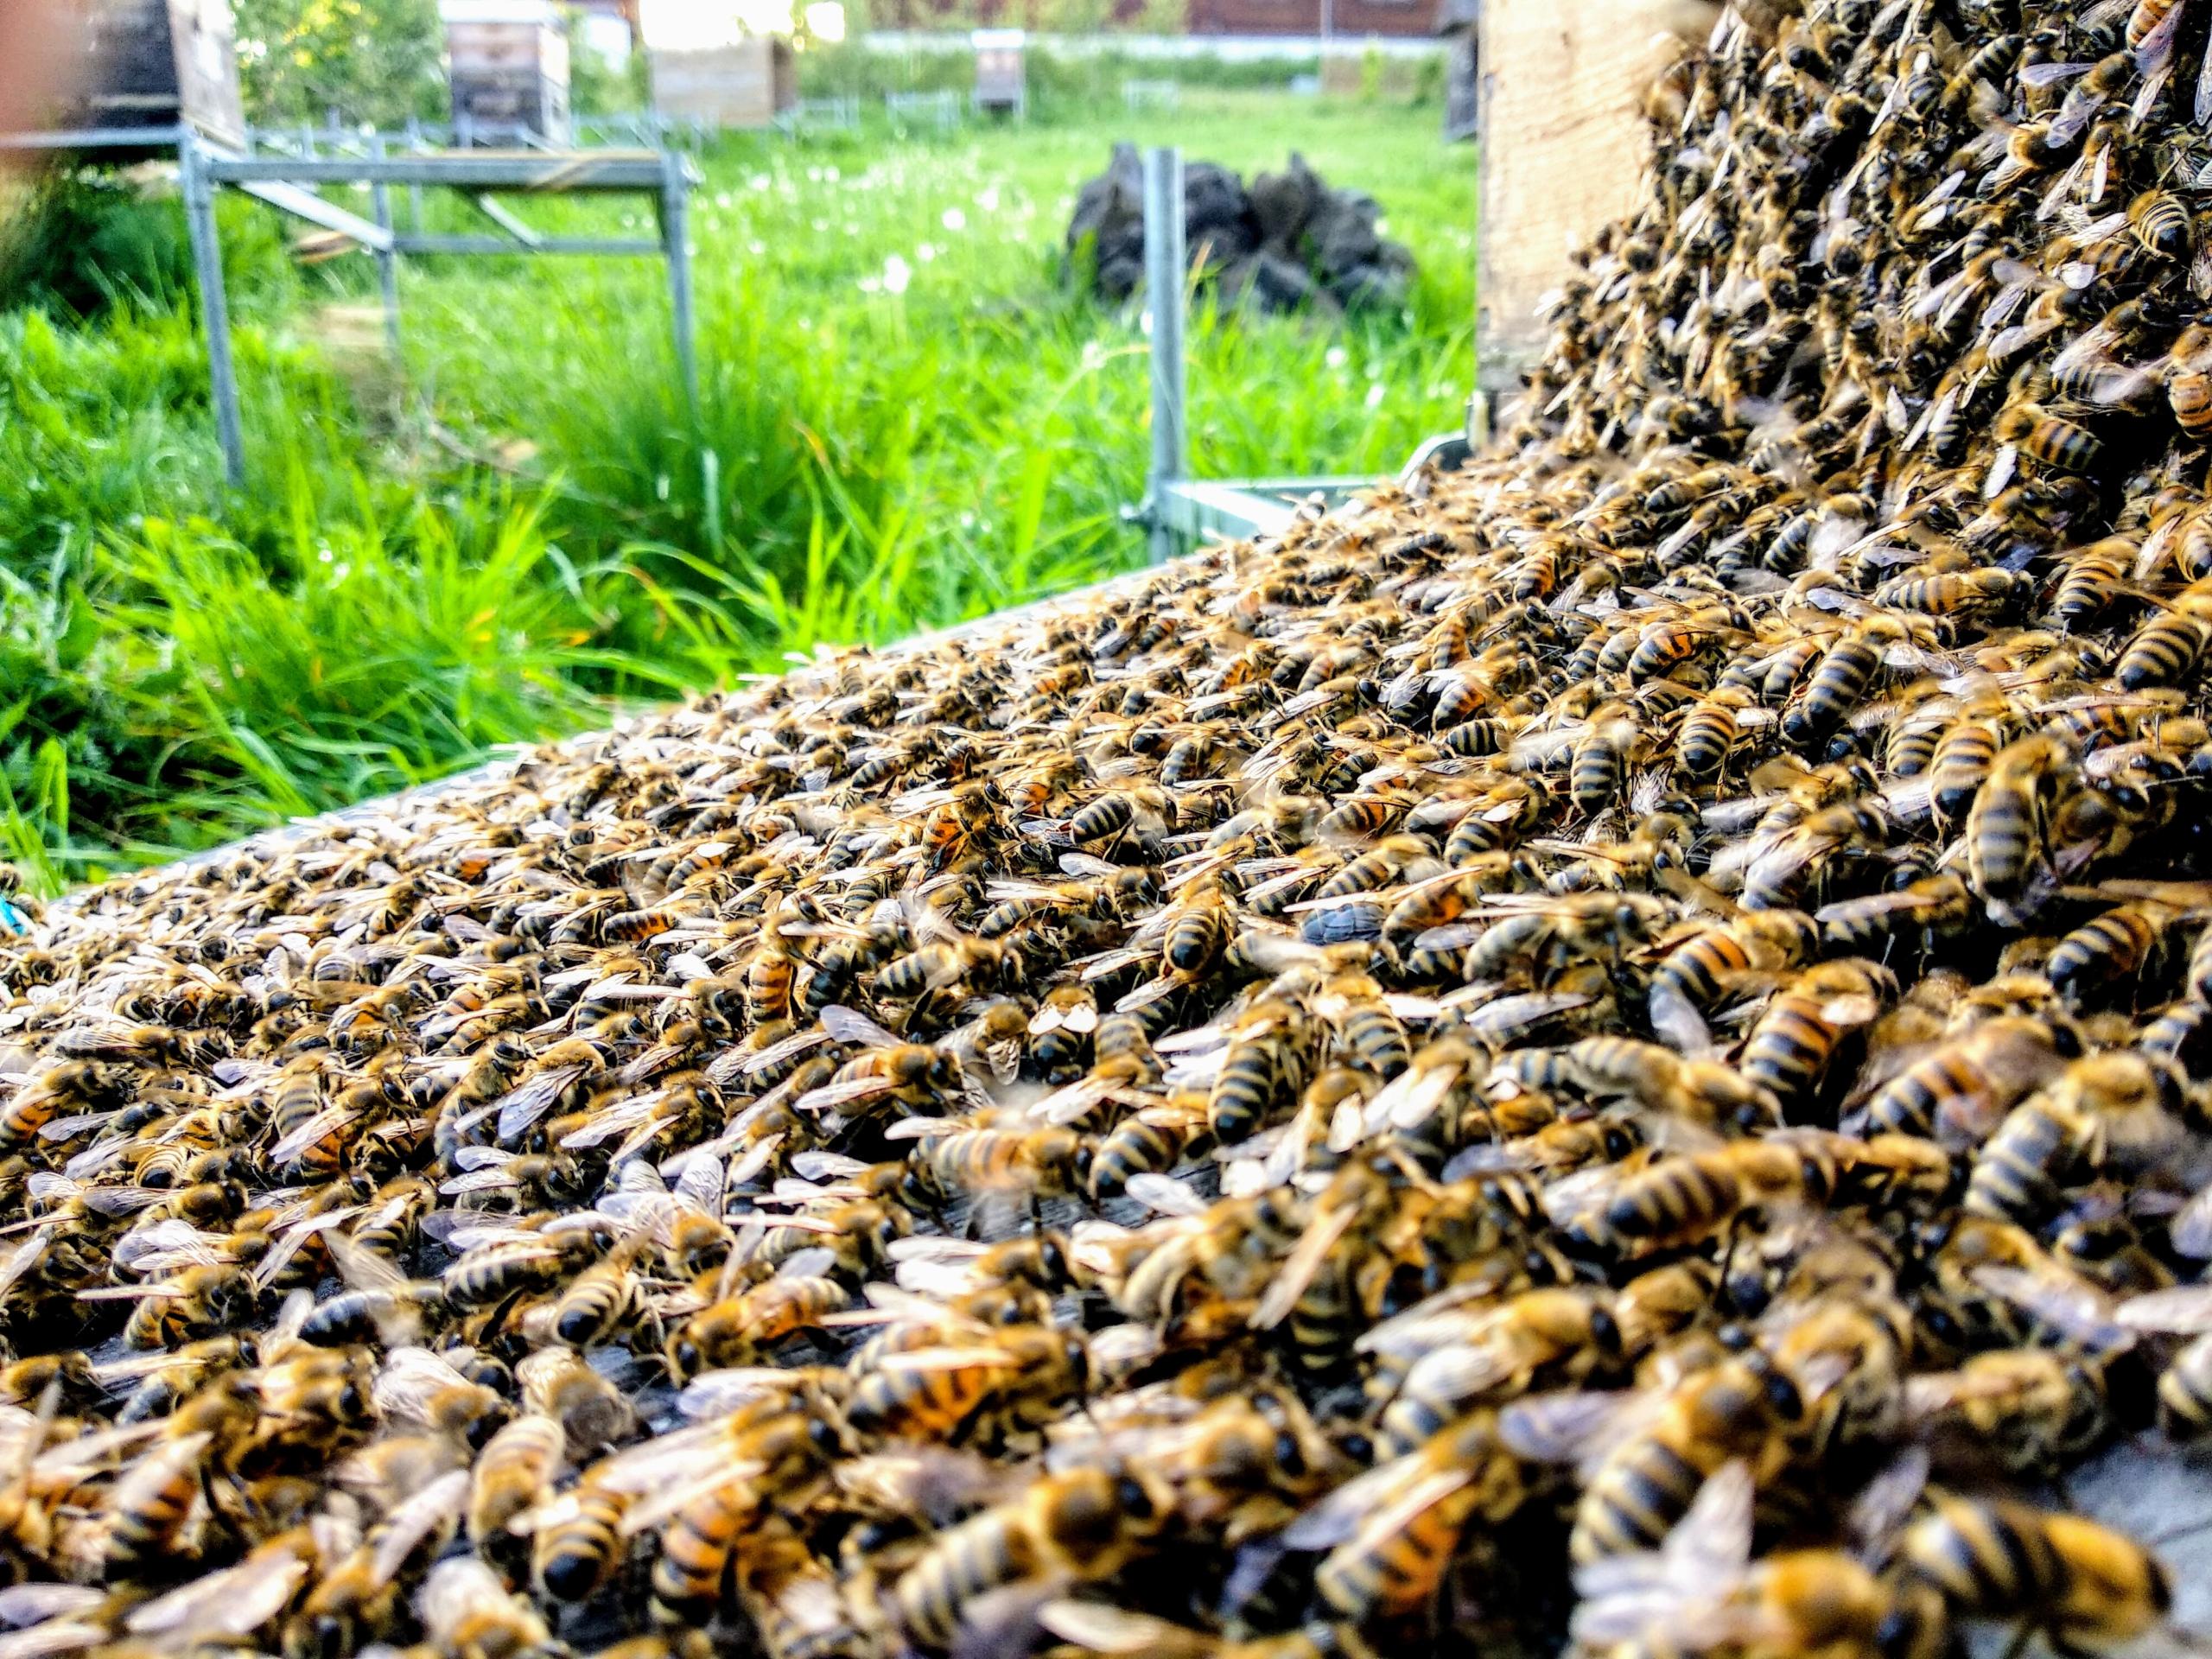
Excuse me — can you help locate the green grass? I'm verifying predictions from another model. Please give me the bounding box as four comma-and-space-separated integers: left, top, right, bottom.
0, 92, 1473, 893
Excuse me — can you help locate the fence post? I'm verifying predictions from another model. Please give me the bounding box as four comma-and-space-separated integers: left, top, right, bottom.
178, 130, 245, 490
370, 133, 402, 355
1141, 145, 1185, 565
659, 149, 700, 419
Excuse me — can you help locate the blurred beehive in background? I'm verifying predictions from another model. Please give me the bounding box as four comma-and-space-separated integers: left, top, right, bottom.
646, 36, 795, 130
442, 0, 572, 142
974, 29, 1027, 118
48, 0, 244, 148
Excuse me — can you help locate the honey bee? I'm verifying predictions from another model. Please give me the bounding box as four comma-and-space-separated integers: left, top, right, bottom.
1964, 1051, 2183, 1227
1898, 1494, 2172, 1654
1369, 1285, 1623, 1455
417, 1555, 558, 1659
467, 1413, 566, 1552
1207, 997, 1312, 1143
27, 12, 2212, 1651
1282, 1406, 1554, 1624
1967, 733, 2075, 920
101, 1429, 218, 1576
517, 1347, 639, 1457
846, 1319, 1091, 1448
1846, 1014, 2076, 1144
1738, 959, 1894, 1116
891, 1466, 1171, 1649
1905, 1346, 2110, 1476
1087, 1097, 1210, 1199
664, 1251, 851, 1382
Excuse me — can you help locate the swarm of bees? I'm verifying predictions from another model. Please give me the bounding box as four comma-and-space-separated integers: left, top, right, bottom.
25, 1, 2212, 1657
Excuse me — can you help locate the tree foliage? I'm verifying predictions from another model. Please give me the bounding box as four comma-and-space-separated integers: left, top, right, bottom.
232, 0, 445, 128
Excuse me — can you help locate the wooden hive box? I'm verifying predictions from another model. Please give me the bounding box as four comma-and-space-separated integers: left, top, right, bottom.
1475, 0, 1717, 403
973, 29, 1026, 115
647, 35, 795, 129
53, 0, 245, 149
443, 0, 572, 142
1440, 0, 1478, 141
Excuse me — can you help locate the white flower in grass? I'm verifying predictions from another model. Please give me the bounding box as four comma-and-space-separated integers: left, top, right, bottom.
1364, 384, 1386, 410
881, 254, 912, 296
918, 243, 937, 262
976, 186, 1000, 212
1325, 346, 1348, 370
942, 206, 967, 232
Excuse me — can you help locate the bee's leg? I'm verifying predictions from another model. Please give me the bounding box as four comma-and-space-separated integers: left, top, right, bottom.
1715, 1212, 1751, 1308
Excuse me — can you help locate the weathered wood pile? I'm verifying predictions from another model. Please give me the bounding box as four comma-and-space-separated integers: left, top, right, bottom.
1065, 142, 1417, 315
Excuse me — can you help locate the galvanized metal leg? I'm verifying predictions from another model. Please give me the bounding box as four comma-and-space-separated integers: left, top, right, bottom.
404, 117, 426, 230
1142, 146, 1186, 565
178, 131, 245, 490
370, 135, 401, 355
659, 149, 700, 418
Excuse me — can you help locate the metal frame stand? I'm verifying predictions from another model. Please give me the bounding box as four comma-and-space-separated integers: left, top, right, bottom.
1141, 147, 1186, 566
175, 130, 245, 486
2, 124, 702, 489
1132, 144, 1473, 556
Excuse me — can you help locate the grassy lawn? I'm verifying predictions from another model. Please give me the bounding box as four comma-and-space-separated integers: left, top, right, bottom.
0, 91, 1474, 889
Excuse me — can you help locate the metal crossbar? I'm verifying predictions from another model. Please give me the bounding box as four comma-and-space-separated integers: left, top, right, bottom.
0, 127, 702, 490
1131, 143, 1473, 556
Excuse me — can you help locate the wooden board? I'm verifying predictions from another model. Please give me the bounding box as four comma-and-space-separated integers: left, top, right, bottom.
648, 41, 795, 130
1475, 0, 1716, 398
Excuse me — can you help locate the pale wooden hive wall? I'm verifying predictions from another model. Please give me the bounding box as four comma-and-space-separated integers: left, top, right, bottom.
649, 40, 796, 129
1476, 0, 1718, 398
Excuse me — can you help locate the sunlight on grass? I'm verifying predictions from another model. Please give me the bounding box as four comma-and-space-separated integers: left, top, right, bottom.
0, 95, 1474, 889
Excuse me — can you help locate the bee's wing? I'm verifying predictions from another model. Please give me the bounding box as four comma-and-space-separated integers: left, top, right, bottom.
787, 1150, 871, 1182
795, 1077, 901, 1115
1249, 1204, 1359, 1332
821, 1005, 905, 1050
252, 1205, 365, 1290
1972, 1266, 2135, 1353
874, 1344, 1018, 1375
1497, 1388, 1650, 1471
124, 1550, 308, 1640
367, 1468, 470, 1586
0, 1586, 104, 1630
1647, 980, 1716, 1059
2119, 1283, 2212, 1336
1034, 1602, 1209, 1657
325, 1229, 410, 1294
495, 1063, 589, 1144
1279, 1453, 1426, 1551
737, 1027, 836, 1077
1847, 1446, 1929, 1570
1571, 1459, 1754, 1645
2168, 1183, 2212, 1260
1122, 1173, 1209, 1217
0, 1624, 105, 1659
675, 1367, 804, 1423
